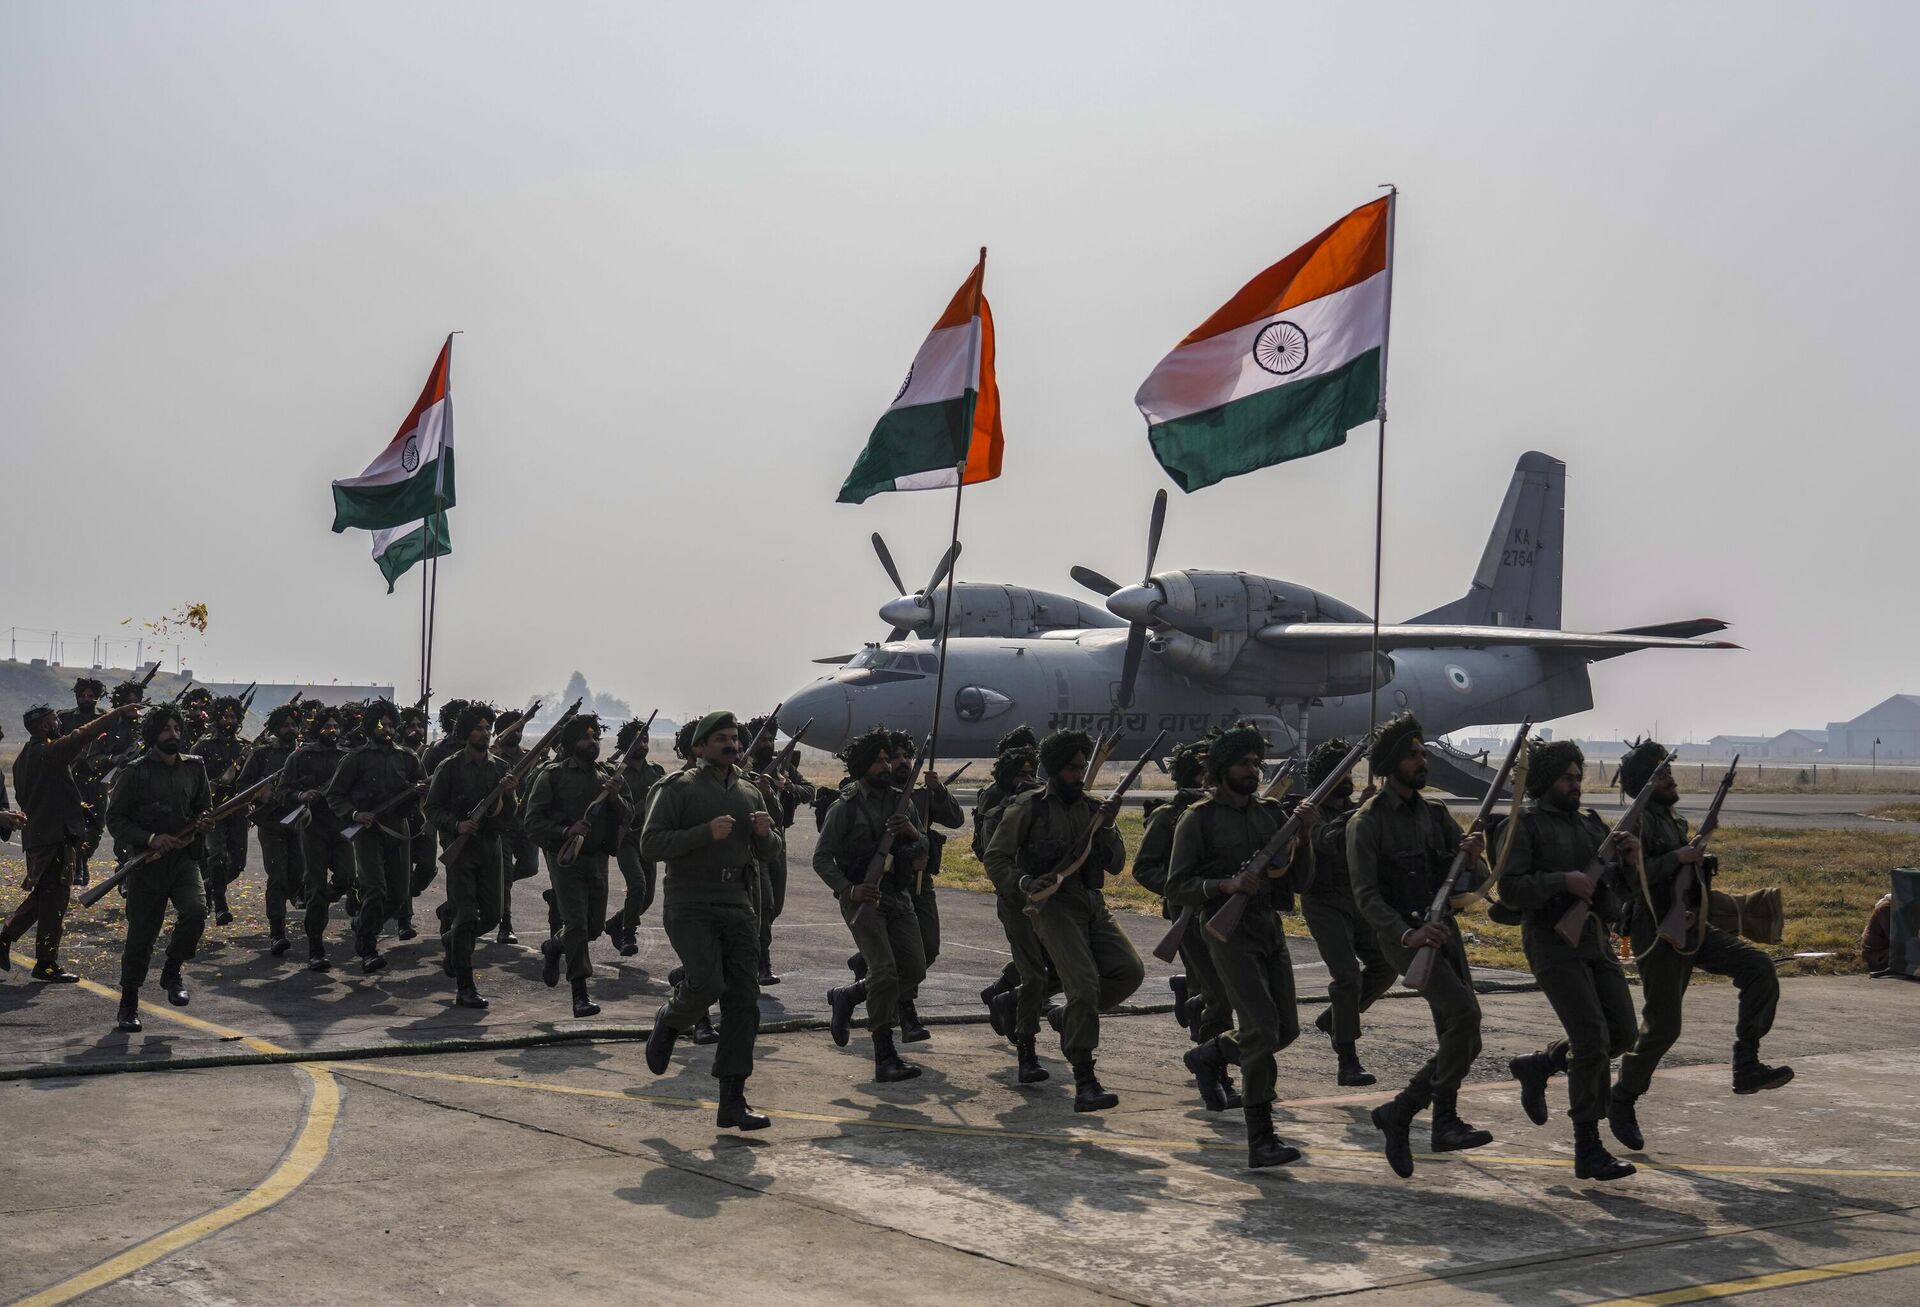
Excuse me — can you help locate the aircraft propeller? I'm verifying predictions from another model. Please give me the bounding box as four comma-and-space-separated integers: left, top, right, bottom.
1071, 489, 1212, 708
873, 533, 962, 641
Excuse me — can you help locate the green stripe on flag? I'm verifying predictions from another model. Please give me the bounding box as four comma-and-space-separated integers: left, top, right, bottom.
1147, 349, 1380, 493
331, 451, 457, 532
837, 395, 972, 504
376, 514, 451, 593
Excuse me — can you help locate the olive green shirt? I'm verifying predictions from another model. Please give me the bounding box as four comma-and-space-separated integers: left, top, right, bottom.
1132, 789, 1205, 899
983, 782, 1125, 901
812, 777, 927, 898
1496, 799, 1621, 958
1165, 791, 1306, 915
524, 755, 631, 856
1347, 784, 1482, 971
638, 760, 781, 904
106, 751, 212, 870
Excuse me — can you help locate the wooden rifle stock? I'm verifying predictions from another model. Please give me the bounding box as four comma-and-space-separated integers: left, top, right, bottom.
80, 764, 284, 908
1151, 758, 1299, 963
340, 777, 429, 841
440, 699, 582, 868
848, 738, 931, 928
1655, 755, 1738, 948
1553, 768, 1663, 946
1023, 731, 1167, 913
1205, 741, 1368, 945
1404, 721, 1533, 991
492, 699, 545, 749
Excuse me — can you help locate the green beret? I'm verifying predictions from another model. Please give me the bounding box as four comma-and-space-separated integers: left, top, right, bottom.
996, 724, 1038, 755
1039, 729, 1094, 777
690, 710, 737, 747
992, 745, 1038, 789
1527, 740, 1586, 797
1307, 737, 1351, 789
1168, 740, 1209, 788
1368, 712, 1424, 775
1207, 725, 1266, 780
142, 704, 185, 746
1618, 738, 1670, 796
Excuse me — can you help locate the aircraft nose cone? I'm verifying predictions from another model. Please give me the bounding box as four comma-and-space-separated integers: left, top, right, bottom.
782, 679, 852, 753
1108, 583, 1159, 625
878, 595, 930, 632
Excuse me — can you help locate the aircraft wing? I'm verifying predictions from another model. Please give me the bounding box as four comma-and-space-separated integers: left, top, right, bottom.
1254, 622, 1741, 653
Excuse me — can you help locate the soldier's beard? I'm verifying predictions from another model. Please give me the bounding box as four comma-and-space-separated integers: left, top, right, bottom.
1547, 787, 1581, 811
1055, 780, 1084, 801
155, 738, 180, 755
575, 741, 601, 761
1227, 773, 1259, 795
277, 729, 296, 744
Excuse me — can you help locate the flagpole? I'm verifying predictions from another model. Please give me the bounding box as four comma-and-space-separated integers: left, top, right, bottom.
423, 330, 457, 715
1367, 187, 1397, 753
925, 247, 986, 773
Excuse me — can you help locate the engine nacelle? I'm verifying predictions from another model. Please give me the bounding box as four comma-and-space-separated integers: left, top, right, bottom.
1145, 570, 1391, 697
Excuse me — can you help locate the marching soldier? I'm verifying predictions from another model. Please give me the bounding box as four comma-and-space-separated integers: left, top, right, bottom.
524, 714, 629, 1017
1303, 737, 1397, 1086
397, 704, 433, 935
105, 705, 212, 1032
58, 676, 109, 886
815, 726, 930, 1083
1166, 725, 1312, 1166
1135, 738, 1242, 1113
890, 730, 962, 1042
986, 729, 1141, 1112
195, 696, 251, 927
491, 708, 541, 946
605, 715, 665, 957
1346, 715, 1496, 1177
743, 716, 812, 985
235, 703, 305, 956
975, 742, 1054, 1081
324, 699, 425, 974
424, 702, 519, 1009
180, 686, 215, 748
413, 698, 471, 905
1607, 740, 1792, 1150
1500, 741, 1639, 1182
639, 711, 779, 1131
284, 705, 354, 971
4, 699, 140, 980
972, 724, 1039, 1029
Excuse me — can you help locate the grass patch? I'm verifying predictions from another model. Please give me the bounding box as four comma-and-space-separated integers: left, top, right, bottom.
1865, 801, 1920, 822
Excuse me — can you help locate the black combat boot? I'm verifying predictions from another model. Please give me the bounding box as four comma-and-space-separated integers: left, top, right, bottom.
396, 921, 418, 942
981, 975, 1013, 1034
847, 952, 868, 983
1244, 1101, 1302, 1169
617, 921, 639, 958
495, 910, 517, 946
1510, 1051, 1554, 1126
1015, 1036, 1049, 1084
160, 960, 189, 1007
899, 1000, 930, 1044
1370, 1089, 1423, 1178
990, 989, 1021, 1044
827, 982, 863, 1047
1185, 996, 1208, 1041
30, 961, 80, 983
1070, 1055, 1119, 1112
873, 1026, 922, 1083
269, 925, 290, 957
360, 950, 387, 976
691, 1015, 719, 1045
1218, 1059, 1244, 1110
1183, 1037, 1232, 1112
1169, 974, 1189, 1028
213, 888, 233, 927
1608, 1086, 1645, 1151
571, 977, 600, 1019
1732, 1041, 1794, 1095
0, 936, 10, 972
757, 950, 780, 986
1335, 1040, 1377, 1088
1314, 1006, 1334, 1039
540, 937, 563, 988
645, 1004, 679, 1074
454, 965, 489, 1010
309, 941, 332, 973
1573, 1119, 1636, 1181
715, 1075, 770, 1131
1430, 1088, 1494, 1152
115, 987, 142, 1033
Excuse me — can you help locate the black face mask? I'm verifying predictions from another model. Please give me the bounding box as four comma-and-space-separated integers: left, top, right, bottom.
155, 737, 181, 756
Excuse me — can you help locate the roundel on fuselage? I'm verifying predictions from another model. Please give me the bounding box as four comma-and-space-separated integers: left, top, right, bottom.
1445, 664, 1472, 693
955, 685, 1012, 723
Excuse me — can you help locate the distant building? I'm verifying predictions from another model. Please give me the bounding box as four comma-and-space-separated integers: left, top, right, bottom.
1826, 695, 1920, 760
204, 682, 396, 711
1705, 734, 1772, 759
1767, 729, 1828, 759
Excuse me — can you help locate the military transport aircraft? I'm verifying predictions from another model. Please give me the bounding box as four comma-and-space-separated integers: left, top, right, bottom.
783, 451, 1736, 764
860, 533, 1122, 644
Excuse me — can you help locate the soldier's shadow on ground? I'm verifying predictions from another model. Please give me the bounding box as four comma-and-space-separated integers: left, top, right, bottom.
615, 1135, 773, 1220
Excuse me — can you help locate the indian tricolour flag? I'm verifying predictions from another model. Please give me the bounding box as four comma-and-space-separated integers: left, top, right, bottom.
371, 512, 450, 593
838, 251, 1003, 504
1136, 196, 1391, 492
331, 336, 457, 532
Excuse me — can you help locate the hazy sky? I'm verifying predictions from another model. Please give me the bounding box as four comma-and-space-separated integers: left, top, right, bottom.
4, 2, 1914, 740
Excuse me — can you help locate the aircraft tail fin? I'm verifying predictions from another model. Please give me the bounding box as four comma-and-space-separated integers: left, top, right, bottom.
1412, 450, 1564, 629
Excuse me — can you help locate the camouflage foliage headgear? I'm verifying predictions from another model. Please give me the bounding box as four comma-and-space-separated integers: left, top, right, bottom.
1207, 724, 1267, 780
361, 699, 400, 730
494, 707, 526, 734
690, 710, 738, 748
1618, 737, 1671, 797
73, 677, 105, 699
438, 698, 471, 733
886, 730, 916, 757
1527, 740, 1586, 797
673, 719, 698, 760
211, 695, 246, 723
616, 716, 650, 752
992, 745, 1039, 789
399, 705, 428, 731
995, 724, 1038, 755
24, 703, 58, 730
741, 716, 774, 755
141, 703, 185, 746
841, 724, 895, 778
183, 686, 214, 706
1167, 739, 1210, 789
304, 705, 344, 740
109, 680, 146, 706
1368, 712, 1424, 775
560, 713, 602, 749
266, 703, 303, 735
1038, 729, 1095, 778
1307, 737, 1352, 789
453, 702, 497, 740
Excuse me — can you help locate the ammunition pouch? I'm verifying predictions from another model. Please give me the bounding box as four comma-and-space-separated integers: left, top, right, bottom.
1708, 887, 1783, 945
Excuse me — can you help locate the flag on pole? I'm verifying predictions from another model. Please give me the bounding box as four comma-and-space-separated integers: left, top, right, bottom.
838, 254, 1003, 504
331, 337, 457, 531
371, 513, 450, 594
1135, 197, 1390, 492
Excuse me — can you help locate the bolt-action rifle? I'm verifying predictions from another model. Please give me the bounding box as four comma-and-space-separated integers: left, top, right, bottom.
1151, 757, 1300, 962
80, 764, 285, 908
440, 699, 582, 868
1654, 756, 1738, 949
1024, 730, 1168, 913
1553, 771, 1662, 946
847, 736, 931, 929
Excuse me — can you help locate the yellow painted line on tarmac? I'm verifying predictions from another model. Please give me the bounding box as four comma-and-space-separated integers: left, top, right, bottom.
13, 986, 338, 1306
1594, 1245, 1920, 1304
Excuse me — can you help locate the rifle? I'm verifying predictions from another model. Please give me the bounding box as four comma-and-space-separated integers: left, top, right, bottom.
557, 723, 653, 867
493, 700, 545, 749
942, 761, 971, 786
170, 681, 195, 704
847, 736, 931, 928
1024, 730, 1168, 912
440, 698, 582, 867
128, 663, 160, 694
1654, 755, 1738, 949
80, 764, 285, 908
739, 704, 782, 766
1553, 765, 1663, 946
1403, 721, 1534, 990
1151, 757, 1299, 963
238, 682, 259, 712
1202, 739, 1369, 946
339, 776, 430, 841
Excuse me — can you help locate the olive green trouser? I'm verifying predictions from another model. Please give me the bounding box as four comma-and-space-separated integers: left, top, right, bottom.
1617, 922, 1778, 1098
119, 858, 206, 991
756, 848, 788, 961
201, 814, 249, 900
300, 825, 355, 949
1204, 909, 1299, 1107
613, 838, 656, 930
660, 897, 761, 1079
351, 830, 410, 956
1301, 889, 1397, 1044
443, 840, 505, 972
543, 850, 609, 983
6, 843, 74, 967
1402, 931, 1482, 1103
903, 879, 939, 1005
254, 824, 302, 930
1170, 901, 1236, 1043
408, 829, 436, 899
1029, 890, 1144, 1058
1523, 925, 1635, 1123
995, 892, 1054, 1041
842, 889, 926, 1031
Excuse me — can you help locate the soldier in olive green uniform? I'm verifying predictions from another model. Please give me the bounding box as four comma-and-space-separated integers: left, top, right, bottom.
1500, 741, 1639, 1182
195, 697, 251, 927
1134, 738, 1242, 1113
1607, 740, 1792, 1150
57, 677, 110, 887
105, 706, 212, 1032
1166, 726, 1311, 1166
1347, 715, 1496, 1178
284, 706, 353, 972
325, 699, 425, 974
744, 716, 814, 985
888, 730, 962, 1042
606, 715, 666, 956
640, 711, 780, 1131
180, 686, 215, 749
971, 725, 1040, 1028
398, 704, 434, 928
974, 742, 1058, 1081
1304, 738, 1397, 1087
414, 699, 472, 901
492, 708, 541, 945
425, 702, 520, 1009
986, 730, 1140, 1112
235, 703, 305, 956
525, 714, 630, 1017
816, 726, 931, 1083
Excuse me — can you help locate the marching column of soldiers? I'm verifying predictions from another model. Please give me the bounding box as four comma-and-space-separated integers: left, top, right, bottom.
2, 673, 1798, 1163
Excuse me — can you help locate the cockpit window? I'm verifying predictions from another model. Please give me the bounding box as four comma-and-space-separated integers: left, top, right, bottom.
846, 649, 926, 673
916, 654, 940, 672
